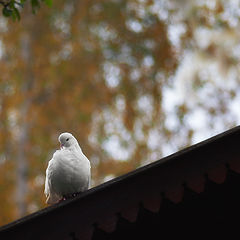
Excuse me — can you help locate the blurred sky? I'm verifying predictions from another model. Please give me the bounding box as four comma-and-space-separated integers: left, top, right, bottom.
100, 0, 240, 162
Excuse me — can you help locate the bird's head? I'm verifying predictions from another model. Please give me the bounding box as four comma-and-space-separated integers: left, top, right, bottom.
58, 132, 78, 149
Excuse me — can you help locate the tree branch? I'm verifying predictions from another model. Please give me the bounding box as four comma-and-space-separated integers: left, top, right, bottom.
0, 1, 10, 8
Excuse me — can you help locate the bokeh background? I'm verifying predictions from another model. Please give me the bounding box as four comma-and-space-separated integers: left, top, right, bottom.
1, 0, 240, 226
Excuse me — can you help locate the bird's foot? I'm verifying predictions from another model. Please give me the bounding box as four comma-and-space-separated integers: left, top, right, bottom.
58, 197, 67, 203
59, 192, 82, 202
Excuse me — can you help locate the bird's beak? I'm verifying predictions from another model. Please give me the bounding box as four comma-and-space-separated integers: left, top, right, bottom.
60, 143, 63, 149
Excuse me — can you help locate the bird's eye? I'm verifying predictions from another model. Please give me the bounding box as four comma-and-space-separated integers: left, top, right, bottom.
66, 138, 69, 141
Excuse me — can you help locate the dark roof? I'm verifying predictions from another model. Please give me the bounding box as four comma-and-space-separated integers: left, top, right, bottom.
1, 126, 240, 239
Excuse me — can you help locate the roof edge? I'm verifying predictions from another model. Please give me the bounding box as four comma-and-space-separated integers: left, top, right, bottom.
1, 125, 240, 232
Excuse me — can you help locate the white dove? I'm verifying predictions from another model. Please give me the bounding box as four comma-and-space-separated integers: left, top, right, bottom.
44, 132, 91, 204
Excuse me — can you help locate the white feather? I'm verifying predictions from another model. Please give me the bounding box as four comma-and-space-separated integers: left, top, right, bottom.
44, 133, 91, 204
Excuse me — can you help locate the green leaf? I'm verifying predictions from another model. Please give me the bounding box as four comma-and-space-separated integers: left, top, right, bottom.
10, 0, 16, 7
42, 0, 52, 7
2, 7, 12, 18
31, 0, 40, 13
12, 7, 21, 21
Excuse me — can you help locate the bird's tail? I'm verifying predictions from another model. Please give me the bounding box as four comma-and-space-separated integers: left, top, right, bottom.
46, 192, 60, 204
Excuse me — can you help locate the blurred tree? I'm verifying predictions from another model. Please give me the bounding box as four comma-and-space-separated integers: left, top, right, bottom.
0, 0, 240, 226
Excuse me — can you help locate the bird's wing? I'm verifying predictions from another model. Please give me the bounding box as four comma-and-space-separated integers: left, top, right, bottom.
44, 162, 50, 196
44, 158, 60, 204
